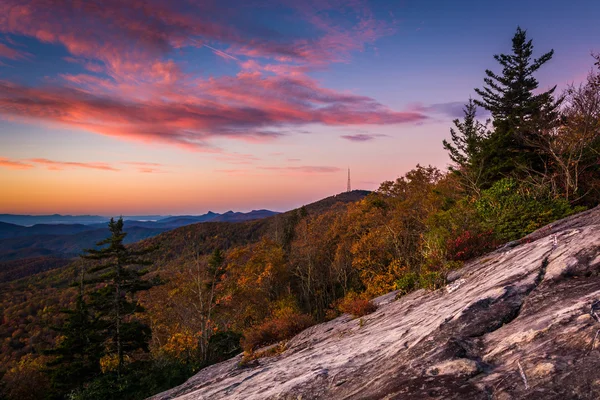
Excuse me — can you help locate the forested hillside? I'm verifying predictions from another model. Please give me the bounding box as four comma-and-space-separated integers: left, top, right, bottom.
0, 191, 370, 399
0, 29, 599, 400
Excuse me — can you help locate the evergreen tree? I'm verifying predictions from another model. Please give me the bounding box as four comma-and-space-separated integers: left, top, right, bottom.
443, 99, 490, 194
46, 295, 103, 397
201, 248, 226, 361
81, 217, 157, 379
594, 53, 600, 88
474, 27, 561, 184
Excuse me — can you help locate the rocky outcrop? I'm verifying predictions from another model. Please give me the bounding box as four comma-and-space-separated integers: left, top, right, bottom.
151, 207, 600, 400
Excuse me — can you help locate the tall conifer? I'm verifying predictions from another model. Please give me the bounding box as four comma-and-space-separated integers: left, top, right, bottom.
443, 99, 490, 194
474, 27, 561, 184
81, 217, 157, 379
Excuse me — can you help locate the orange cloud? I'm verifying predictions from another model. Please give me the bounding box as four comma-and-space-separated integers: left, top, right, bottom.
122, 162, 167, 173
0, 157, 34, 170
28, 158, 119, 171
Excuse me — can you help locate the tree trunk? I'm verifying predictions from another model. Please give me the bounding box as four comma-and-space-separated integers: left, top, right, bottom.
116, 262, 122, 379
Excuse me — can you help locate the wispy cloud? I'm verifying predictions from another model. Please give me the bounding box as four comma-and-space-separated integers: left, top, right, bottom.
215, 169, 246, 175
0, 157, 34, 170
0, 79, 426, 151
0, 43, 30, 60
28, 158, 119, 171
410, 101, 491, 119
0, 156, 121, 171
340, 133, 389, 142
122, 161, 167, 173
260, 166, 341, 173
203, 44, 239, 61
0, 158, 175, 172
0, 0, 427, 151
123, 162, 163, 167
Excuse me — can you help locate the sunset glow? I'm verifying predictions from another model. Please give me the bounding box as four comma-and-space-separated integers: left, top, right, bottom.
1, 0, 598, 214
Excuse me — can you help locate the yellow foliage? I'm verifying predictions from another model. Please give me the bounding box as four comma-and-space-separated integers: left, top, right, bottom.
3, 354, 50, 400
162, 332, 199, 361
270, 296, 301, 319
99, 354, 120, 373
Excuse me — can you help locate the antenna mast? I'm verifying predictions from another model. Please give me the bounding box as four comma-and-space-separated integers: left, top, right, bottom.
347, 168, 351, 192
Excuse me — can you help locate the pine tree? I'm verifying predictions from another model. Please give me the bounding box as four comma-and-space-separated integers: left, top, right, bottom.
46, 294, 104, 397
443, 99, 490, 194
474, 27, 561, 184
201, 248, 225, 362
594, 53, 600, 88
81, 217, 158, 379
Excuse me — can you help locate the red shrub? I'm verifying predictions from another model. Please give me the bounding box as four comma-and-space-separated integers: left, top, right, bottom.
242, 313, 315, 352
446, 229, 497, 261
338, 297, 377, 317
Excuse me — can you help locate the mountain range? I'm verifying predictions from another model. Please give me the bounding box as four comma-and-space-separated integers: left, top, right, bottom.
0, 209, 279, 263
0, 191, 369, 281
0, 210, 278, 227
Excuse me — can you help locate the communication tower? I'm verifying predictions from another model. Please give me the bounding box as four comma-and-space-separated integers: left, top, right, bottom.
347, 168, 351, 192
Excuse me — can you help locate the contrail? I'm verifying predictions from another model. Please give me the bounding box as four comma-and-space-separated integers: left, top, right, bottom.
203, 44, 239, 61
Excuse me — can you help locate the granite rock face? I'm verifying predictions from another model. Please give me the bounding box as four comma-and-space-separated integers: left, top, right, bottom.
151, 207, 600, 400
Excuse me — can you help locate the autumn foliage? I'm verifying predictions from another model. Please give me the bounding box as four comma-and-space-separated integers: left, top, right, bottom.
241, 313, 315, 353
337, 294, 377, 317
446, 229, 497, 261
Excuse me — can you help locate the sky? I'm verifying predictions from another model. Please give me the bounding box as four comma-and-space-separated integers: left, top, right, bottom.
0, 0, 599, 215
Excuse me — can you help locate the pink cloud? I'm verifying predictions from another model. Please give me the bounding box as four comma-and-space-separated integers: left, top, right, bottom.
0, 157, 34, 170
136, 167, 163, 173
0, 1, 242, 79
261, 166, 341, 173
0, 76, 425, 150
215, 169, 246, 175
28, 158, 119, 171
0, 1, 426, 151
122, 161, 167, 173
123, 162, 163, 167
0, 43, 29, 60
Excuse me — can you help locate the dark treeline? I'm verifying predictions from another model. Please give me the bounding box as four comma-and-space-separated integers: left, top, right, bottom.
1, 28, 599, 400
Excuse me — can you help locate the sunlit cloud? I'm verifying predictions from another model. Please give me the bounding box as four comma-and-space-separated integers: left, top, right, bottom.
0, 43, 30, 60
0, 0, 427, 152
260, 166, 341, 174
214, 169, 246, 175
122, 161, 167, 173
0, 157, 34, 170
28, 158, 119, 171
0, 158, 173, 173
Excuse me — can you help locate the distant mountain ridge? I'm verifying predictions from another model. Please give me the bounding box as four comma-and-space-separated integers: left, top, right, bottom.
0, 210, 279, 228
0, 191, 370, 278
0, 209, 280, 263
0, 214, 111, 226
